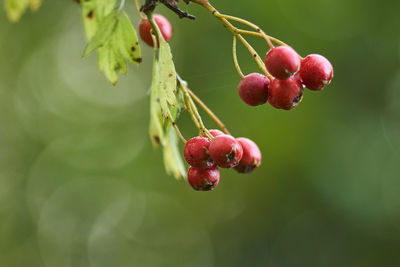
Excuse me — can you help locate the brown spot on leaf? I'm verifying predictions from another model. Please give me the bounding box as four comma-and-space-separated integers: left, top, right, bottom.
131, 46, 136, 51
134, 57, 142, 63
168, 73, 173, 78
153, 135, 161, 145
87, 10, 94, 19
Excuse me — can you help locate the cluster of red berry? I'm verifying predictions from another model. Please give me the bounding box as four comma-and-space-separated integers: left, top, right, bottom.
184, 130, 261, 191
238, 46, 333, 110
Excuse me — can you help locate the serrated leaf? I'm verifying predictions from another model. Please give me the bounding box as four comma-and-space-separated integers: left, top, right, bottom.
97, 39, 126, 85
163, 127, 186, 179
95, 0, 117, 20
5, 0, 42, 22
158, 39, 178, 116
117, 11, 142, 65
83, 9, 118, 57
81, 1, 98, 41
149, 47, 165, 147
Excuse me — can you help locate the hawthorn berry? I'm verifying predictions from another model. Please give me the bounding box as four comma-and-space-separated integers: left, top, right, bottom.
188, 166, 220, 191
209, 135, 243, 168
265, 46, 301, 80
238, 73, 270, 106
184, 137, 214, 169
139, 14, 172, 47
268, 76, 304, 110
234, 138, 262, 174
299, 54, 333, 91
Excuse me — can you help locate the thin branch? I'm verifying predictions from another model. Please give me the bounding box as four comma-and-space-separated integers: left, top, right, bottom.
187, 88, 231, 135
232, 35, 244, 79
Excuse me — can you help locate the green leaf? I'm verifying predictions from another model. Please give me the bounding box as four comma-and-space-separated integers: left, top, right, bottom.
97, 39, 127, 85
116, 11, 142, 65
163, 127, 186, 179
81, 0, 98, 41
80, 7, 142, 84
149, 35, 185, 179
95, 0, 117, 20
158, 38, 178, 116
83, 9, 118, 57
149, 47, 164, 147
5, 0, 42, 22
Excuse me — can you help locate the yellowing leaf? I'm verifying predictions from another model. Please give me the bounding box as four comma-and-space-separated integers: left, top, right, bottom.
80, 8, 142, 84
149, 47, 164, 147
83, 9, 118, 57
158, 38, 177, 116
116, 11, 142, 65
81, 0, 98, 41
163, 127, 186, 179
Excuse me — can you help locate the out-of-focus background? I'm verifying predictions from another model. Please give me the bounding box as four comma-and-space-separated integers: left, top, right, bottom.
1, 0, 400, 266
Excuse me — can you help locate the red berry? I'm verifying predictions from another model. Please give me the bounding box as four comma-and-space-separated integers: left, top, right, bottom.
202, 129, 224, 138
184, 137, 213, 169
238, 73, 270, 106
299, 54, 333, 91
265, 46, 301, 80
209, 135, 243, 168
188, 166, 220, 191
268, 76, 304, 110
234, 138, 262, 174
139, 14, 172, 47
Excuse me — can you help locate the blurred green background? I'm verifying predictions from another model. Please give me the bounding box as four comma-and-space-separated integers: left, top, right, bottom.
1, 0, 400, 266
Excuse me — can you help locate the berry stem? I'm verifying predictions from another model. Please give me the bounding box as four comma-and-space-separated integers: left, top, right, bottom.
186, 88, 231, 135
172, 118, 187, 143
218, 13, 274, 49
232, 36, 244, 79
178, 79, 213, 139
202, 2, 273, 80
134, 0, 146, 20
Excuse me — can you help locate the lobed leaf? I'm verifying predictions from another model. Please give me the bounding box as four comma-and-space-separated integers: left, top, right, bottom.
80, 5, 142, 84
83, 9, 118, 57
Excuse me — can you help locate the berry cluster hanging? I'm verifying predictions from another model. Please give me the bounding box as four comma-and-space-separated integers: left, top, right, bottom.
5, 0, 333, 192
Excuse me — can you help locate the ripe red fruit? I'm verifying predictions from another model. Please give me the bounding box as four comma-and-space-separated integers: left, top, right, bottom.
265, 46, 301, 80
209, 135, 243, 168
238, 73, 270, 106
188, 166, 220, 191
184, 137, 213, 169
268, 76, 304, 110
299, 54, 333, 91
234, 138, 262, 174
139, 14, 172, 47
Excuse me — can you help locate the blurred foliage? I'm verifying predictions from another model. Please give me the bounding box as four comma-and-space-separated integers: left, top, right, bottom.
0, 0, 400, 266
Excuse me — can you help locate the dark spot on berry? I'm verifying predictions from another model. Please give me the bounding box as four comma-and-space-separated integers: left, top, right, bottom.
292, 91, 303, 105
198, 179, 215, 191
131, 46, 136, 51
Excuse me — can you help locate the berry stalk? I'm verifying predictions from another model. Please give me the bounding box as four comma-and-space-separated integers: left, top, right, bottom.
186, 88, 231, 135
